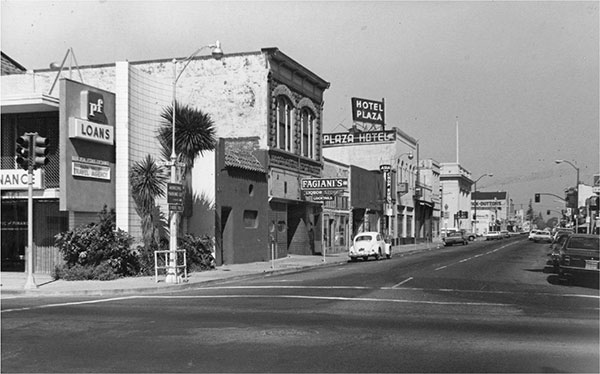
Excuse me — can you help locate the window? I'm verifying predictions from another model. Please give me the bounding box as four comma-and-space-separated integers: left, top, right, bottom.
243, 210, 258, 228
276, 96, 293, 152
300, 108, 314, 158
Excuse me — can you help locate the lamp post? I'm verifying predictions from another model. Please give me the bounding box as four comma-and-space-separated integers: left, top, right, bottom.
472, 173, 493, 236
555, 159, 580, 232
166, 41, 223, 284
394, 151, 413, 244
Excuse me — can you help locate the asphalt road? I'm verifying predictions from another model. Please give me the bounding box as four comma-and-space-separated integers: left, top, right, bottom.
2, 237, 599, 373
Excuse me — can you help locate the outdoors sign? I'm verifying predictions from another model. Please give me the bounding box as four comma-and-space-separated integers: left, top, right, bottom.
301, 178, 348, 190
0, 169, 43, 190
351, 97, 384, 125
322, 130, 396, 147
167, 183, 184, 205
398, 182, 409, 195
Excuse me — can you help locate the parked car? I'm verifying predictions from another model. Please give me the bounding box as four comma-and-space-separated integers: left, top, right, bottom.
500, 230, 510, 238
528, 230, 540, 240
485, 231, 502, 240
552, 228, 574, 242
544, 232, 572, 274
443, 231, 469, 246
349, 232, 390, 261
440, 228, 458, 238
460, 230, 476, 241
557, 234, 600, 284
531, 230, 552, 243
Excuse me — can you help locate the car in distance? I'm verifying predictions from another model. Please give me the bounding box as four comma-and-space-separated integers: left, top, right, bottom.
557, 234, 600, 284
531, 230, 552, 243
460, 230, 476, 241
443, 231, 469, 246
500, 230, 510, 238
529, 230, 540, 240
349, 232, 390, 261
485, 231, 502, 240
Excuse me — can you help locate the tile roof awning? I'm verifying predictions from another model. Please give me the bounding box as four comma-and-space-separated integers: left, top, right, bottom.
224, 149, 266, 173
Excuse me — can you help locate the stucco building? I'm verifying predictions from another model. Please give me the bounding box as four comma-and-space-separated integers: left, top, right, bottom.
1, 47, 330, 271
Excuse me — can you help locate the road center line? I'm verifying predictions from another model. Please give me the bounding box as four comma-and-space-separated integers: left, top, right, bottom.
392, 277, 413, 288
435, 241, 520, 271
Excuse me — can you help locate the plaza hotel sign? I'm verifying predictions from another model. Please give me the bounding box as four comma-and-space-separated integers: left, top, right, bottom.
68, 90, 114, 145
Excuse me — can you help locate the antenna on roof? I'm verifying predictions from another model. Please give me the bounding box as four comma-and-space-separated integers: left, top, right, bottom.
48, 48, 85, 95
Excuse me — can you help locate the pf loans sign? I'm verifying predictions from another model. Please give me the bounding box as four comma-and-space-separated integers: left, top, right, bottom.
351, 97, 384, 125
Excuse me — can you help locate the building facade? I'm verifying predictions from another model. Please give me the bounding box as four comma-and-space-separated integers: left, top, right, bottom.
439, 162, 474, 233
1, 48, 330, 271
471, 191, 509, 233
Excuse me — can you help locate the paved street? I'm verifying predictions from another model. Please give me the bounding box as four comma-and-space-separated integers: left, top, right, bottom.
2, 237, 598, 373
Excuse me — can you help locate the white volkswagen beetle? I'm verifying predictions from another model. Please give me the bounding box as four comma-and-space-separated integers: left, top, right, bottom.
349, 232, 391, 261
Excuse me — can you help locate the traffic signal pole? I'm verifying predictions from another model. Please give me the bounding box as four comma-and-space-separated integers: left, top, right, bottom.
24, 133, 37, 289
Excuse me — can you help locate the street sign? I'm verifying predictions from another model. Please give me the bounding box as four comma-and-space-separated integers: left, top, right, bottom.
169, 204, 183, 212
167, 183, 184, 204
312, 195, 334, 201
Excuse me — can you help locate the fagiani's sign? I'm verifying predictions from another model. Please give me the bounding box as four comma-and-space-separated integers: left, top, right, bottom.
0, 169, 43, 190
322, 130, 396, 147
351, 97, 384, 125
69, 117, 114, 145
301, 178, 348, 191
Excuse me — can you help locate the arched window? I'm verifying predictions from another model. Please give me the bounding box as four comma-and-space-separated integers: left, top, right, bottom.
276, 96, 293, 152
300, 107, 314, 158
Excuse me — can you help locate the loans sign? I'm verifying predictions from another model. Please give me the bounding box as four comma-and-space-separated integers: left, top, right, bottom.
351, 97, 384, 125
300, 178, 348, 191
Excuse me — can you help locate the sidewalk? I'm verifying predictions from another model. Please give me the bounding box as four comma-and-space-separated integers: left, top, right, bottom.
1, 241, 443, 297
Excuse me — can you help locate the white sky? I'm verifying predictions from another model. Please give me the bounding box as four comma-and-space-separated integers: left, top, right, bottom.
1, 0, 598, 215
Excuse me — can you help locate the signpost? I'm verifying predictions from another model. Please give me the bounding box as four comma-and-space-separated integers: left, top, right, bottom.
167, 182, 184, 212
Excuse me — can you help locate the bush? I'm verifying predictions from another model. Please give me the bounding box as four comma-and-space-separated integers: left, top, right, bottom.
52, 262, 120, 281
54, 206, 137, 280
179, 234, 215, 272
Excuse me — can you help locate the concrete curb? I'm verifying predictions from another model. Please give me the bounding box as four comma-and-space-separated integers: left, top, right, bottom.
1, 243, 441, 297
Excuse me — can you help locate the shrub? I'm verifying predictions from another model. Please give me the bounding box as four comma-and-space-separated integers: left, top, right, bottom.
179, 234, 215, 272
54, 206, 137, 280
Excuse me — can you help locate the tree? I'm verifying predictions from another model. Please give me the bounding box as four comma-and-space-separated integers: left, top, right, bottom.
157, 101, 217, 220
130, 155, 168, 249
526, 199, 535, 222
157, 101, 216, 174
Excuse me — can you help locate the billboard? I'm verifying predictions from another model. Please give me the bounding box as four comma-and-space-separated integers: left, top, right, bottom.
322, 130, 396, 147
59, 80, 116, 212
351, 97, 384, 125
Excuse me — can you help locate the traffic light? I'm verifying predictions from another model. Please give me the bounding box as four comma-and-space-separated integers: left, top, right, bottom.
15, 134, 31, 170
33, 134, 49, 169
534, 193, 540, 203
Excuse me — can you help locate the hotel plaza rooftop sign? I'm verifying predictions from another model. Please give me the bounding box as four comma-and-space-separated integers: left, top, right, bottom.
351, 97, 384, 125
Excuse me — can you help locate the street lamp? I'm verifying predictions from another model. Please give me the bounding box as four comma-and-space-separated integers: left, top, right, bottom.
555, 159, 580, 232
472, 173, 493, 236
555, 159, 580, 186
166, 41, 223, 284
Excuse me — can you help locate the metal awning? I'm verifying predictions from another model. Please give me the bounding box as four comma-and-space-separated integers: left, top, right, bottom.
1, 94, 59, 114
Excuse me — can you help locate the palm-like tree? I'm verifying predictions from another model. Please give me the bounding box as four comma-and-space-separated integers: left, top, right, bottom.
158, 101, 217, 220
130, 155, 168, 249
158, 101, 216, 174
